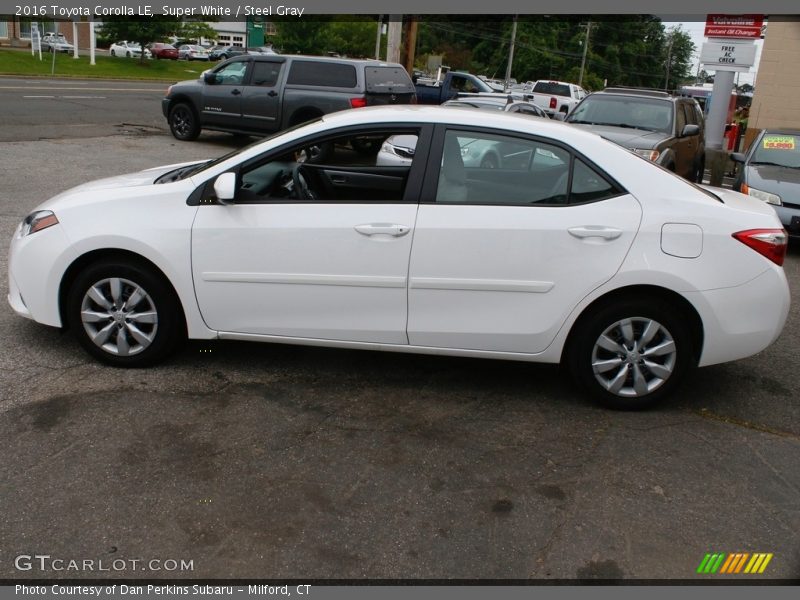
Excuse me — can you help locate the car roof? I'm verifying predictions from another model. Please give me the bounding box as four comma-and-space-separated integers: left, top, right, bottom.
320, 105, 583, 139
250, 54, 403, 67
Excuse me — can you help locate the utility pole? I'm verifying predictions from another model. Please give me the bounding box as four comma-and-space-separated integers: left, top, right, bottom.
386, 16, 402, 64
664, 32, 674, 91
402, 17, 418, 75
578, 21, 591, 88
503, 15, 518, 91
374, 15, 382, 60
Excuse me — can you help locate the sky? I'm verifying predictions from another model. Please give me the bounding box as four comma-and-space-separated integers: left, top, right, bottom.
664, 20, 762, 86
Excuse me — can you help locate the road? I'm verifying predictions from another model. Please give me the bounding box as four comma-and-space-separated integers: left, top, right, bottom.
0, 110, 798, 581
0, 75, 169, 142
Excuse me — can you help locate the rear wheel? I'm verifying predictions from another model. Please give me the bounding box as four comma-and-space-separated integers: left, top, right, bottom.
168, 102, 200, 141
67, 260, 184, 367
567, 297, 694, 409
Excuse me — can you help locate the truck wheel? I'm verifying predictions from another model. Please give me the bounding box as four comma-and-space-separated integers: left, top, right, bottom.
168, 103, 200, 141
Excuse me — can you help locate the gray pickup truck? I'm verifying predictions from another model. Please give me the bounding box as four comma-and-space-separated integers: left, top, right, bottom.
162, 54, 416, 141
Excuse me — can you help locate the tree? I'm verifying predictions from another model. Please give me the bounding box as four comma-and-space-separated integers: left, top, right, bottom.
99, 17, 181, 63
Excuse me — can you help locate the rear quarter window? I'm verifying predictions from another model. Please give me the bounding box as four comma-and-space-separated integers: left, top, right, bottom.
287, 61, 357, 88
365, 66, 415, 94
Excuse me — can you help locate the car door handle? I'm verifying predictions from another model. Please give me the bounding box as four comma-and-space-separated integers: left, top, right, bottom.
354, 223, 410, 237
231, 89, 241, 96
568, 226, 623, 240
267, 90, 278, 97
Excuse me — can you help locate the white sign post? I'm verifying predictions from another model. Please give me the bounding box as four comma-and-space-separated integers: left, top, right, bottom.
30, 22, 42, 60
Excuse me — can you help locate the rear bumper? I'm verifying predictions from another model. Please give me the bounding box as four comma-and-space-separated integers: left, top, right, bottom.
686, 267, 791, 367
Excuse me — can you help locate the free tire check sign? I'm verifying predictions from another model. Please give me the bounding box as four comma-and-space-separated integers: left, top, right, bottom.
700, 14, 762, 72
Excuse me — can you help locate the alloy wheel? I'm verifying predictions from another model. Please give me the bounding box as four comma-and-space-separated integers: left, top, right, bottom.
80, 277, 158, 357
591, 317, 677, 398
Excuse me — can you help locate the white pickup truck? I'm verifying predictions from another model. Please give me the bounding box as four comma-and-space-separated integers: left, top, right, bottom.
523, 80, 587, 115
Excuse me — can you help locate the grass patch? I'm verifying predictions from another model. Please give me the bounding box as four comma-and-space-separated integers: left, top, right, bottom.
0, 48, 210, 81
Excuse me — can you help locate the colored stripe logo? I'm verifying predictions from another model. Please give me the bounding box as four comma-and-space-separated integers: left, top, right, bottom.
697, 553, 773, 574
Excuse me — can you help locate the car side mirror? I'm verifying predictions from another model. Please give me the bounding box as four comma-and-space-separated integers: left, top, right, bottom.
203, 71, 217, 84
681, 124, 700, 137
213, 172, 237, 204
730, 152, 746, 164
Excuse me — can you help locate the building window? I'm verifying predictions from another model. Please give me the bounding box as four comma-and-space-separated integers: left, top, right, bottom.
0, 21, 9, 38
265, 22, 277, 36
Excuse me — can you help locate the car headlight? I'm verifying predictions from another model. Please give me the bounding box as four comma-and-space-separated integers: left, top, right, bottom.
19, 210, 59, 237
744, 184, 782, 206
633, 148, 660, 161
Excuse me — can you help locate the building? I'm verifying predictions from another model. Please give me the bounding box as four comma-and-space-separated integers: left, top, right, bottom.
745, 17, 800, 148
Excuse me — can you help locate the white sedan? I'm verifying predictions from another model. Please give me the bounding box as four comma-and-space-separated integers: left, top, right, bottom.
7, 106, 790, 408
109, 41, 151, 59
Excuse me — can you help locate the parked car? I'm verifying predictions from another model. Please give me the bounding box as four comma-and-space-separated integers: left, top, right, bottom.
109, 41, 151, 59
524, 80, 587, 115
567, 88, 706, 182
148, 43, 179, 60
378, 97, 552, 167
162, 55, 416, 141
178, 45, 210, 61
8, 106, 789, 409
732, 129, 800, 237
41, 32, 74, 54
443, 96, 551, 119
246, 47, 276, 55
415, 70, 501, 104
208, 45, 246, 61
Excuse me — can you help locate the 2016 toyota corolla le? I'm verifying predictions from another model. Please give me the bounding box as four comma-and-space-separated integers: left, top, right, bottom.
8, 106, 791, 409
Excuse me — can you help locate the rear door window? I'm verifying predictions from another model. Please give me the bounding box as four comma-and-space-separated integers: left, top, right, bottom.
250, 61, 282, 87
287, 61, 357, 88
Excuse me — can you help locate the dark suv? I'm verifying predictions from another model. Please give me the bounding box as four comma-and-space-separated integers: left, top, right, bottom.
566, 88, 705, 182
163, 54, 416, 141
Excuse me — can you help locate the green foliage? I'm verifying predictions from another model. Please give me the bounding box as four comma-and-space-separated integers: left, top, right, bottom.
272, 16, 696, 91
99, 17, 180, 62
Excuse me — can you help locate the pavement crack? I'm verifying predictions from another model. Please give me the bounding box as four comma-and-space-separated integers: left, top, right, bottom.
693, 408, 800, 441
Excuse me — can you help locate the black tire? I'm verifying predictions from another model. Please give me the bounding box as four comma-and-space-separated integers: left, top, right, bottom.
351, 137, 385, 156
694, 157, 706, 184
220, 53, 228, 60
168, 102, 201, 141
480, 154, 499, 169
126, 51, 131, 58
67, 260, 184, 368
566, 297, 694, 410
110, 49, 116, 57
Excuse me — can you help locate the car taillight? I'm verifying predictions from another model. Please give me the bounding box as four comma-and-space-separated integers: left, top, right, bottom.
740, 182, 749, 194
733, 229, 788, 266
350, 97, 367, 108
549, 97, 557, 109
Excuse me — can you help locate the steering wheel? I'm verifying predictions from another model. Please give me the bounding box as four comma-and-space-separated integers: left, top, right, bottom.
292, 164, 318, 200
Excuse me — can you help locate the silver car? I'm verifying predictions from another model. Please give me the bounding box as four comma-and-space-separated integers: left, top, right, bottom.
732, 129, 800, 238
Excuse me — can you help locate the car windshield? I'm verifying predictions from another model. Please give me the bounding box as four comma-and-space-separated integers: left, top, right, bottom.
750, 133, 800, 168
568, 95, 673, 134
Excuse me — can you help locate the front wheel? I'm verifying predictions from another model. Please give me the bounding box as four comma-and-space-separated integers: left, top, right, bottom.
67, 260, 184, 367
168, 102, 200, 141
110, 49, 116, 57
566, 298, 694, 409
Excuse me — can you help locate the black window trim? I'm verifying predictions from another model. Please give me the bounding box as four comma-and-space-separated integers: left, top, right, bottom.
420, 123, 628, 207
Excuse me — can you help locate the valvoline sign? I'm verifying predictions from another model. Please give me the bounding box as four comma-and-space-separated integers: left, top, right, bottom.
705, 14, 764, 39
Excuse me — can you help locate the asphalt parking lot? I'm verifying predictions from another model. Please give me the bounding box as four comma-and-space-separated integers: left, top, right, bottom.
1, 129, 799, 581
